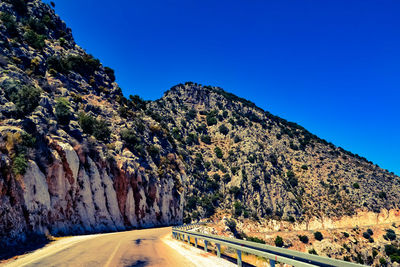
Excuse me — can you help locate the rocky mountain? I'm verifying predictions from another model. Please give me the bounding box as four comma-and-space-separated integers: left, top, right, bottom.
150, 84, 400, 224
0, 0, 399, 258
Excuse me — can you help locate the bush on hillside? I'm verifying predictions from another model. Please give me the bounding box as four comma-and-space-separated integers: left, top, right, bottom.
314, 231, 323, 241
214, 147, 223, 158
3, 81, 41, 116
104, 66, 116, 82
275, 236, 283, 247
219, 124, 229, 135
298, 235, 309, 244
78, 113, 110, 141
24, 29, 46, 50
0, 12, 19, 37
246, 236, 266, 244
55, 98, 71, 125
200, 135, 211, 144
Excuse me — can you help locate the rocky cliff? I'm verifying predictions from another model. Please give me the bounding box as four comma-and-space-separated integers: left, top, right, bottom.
0, 0, 184, 248
1, 0, 399, 256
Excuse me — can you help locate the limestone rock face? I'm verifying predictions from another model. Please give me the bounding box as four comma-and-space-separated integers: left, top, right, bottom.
0, 0, 183, 246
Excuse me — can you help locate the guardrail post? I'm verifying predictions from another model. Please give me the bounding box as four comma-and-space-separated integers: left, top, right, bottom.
216, 244, 221, 258
204, 240, 208, 252
187, 235, 190, 245
195, 238, 198, 248
270, 259, 276, 267
237, 250, 242, 267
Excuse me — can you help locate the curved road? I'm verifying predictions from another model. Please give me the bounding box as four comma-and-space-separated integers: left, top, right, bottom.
5, 227, 197, 267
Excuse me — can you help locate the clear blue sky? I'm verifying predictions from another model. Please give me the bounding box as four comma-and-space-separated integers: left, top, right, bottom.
46, 0, 399, 175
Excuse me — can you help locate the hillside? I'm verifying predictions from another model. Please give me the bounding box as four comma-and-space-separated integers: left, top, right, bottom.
149, 83, 399, 224
0, 0, 399, 263
0, 0, 184, 249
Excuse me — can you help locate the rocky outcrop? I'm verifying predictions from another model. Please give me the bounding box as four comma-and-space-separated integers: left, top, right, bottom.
0, 0, 183, 247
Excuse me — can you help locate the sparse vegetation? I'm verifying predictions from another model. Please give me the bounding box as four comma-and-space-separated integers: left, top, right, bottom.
200, 135, 211, 144
274, 236, 283, 247
214, 147, 223, 158
219, 124, 229, 135
55, 98, 71, 125
3, 81, 41, 116
298, 235, 309, 244
78, 113, 111, 141
24, 29, 46, 50
314, 231, 323, 241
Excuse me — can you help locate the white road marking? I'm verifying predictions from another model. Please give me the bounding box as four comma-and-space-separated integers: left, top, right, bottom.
103, 239, 122, 267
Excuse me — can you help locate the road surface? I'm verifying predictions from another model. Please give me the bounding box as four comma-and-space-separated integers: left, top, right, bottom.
4, 227, 201, 267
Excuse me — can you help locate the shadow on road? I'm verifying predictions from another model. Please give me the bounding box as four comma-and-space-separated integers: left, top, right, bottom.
0, 234, 52, 262
126, 259, 149, 267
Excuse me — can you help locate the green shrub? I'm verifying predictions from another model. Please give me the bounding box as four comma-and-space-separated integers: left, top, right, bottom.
343, 232, 350, 238
372, 249, 378, 258
213, 173, 220, 181
223, 173, 231, 183
3, 81, 41, 116
171, 127, 182, 141
121, 128, 145, 154
147, 145, 159, 157
104, 66, 116, 82
78, 113, 110, 141
0, 12, 18, 37
233, 135, 241, 143
286, 170, 298, 187
226, 218, 236, 231
229, 186, 241, 198
301, 164, 308, 170
46, 54, 101, 78
363, 231, 371, 239
384, 229, 396, 241
298, 235, 309, 244
185, 133, 199, 146
12, 153, 28, 175
200, 135, 211, 144
353, 182, 360, 189
206, 114, 217, 126
247, 236, 265, 244
234, 201, 245, 217
28, 18, 47, 34
379, 257, 387, 265
314, 231, 323, 241
55, 98, 71, 125
367, 228, 374, 235
308, 249, 318, 255
219, 124, 229, 135
251, 179, 260, 191
214, 147, 223, 158
379, 191, 387, 199
64, 54, 100, 77
24, 29, 46, 50
275, 236, 283, 247
185, 109, 197, 121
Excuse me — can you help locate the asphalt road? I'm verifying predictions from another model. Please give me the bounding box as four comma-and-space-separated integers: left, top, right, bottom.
5, 227, 196, 267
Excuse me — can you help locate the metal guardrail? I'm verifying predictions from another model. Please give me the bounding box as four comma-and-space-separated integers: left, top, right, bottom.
172, 224, 365, 267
